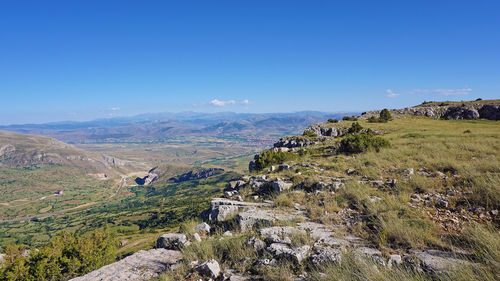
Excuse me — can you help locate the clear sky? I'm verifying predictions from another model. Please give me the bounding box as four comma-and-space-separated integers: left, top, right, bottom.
1, 0, 499, 124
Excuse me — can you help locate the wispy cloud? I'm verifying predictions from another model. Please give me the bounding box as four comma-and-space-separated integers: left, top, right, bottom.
209, 99, 236, 106
205, 99, 251, 107
386, 89, 399, 98
409, 88, 472, 96
109, 107, 121, 111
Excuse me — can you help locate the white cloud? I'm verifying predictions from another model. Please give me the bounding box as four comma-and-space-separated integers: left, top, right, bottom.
409, 88, 472, 96
109, 107, 121, 111
386, 89, 399, 98
209, 99, 236, 106
207, 99, 250, 107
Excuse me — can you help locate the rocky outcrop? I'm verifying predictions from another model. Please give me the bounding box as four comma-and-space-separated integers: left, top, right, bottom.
169, 168, 224, 182
135, 166, 159, 185
304, 123, 349, 137
69, 249, 182, 281
362, 102, 500, 120
201, 198, 271, 223
273, 136, 317, 149
478, 104, 500, 120
441, 107, 480, 120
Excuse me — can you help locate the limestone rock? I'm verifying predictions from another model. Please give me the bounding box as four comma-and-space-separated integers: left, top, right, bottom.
195, 259, 221, 278
310, 247, 342, 264
70, 249, 182, 281
412, 250, 473, 273
259, 226, 306, 244
193, 233, 202, 242
269, 178, 293, 193
157, 233, 190, 250
201, 198, 269, 223
247, 236, 266, 252
267, 243, 310, 263
194, 222, 211, 234
237, 209, 294, 231
443, 107, 480, 120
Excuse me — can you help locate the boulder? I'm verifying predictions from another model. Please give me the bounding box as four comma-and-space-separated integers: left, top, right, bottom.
247, 236, 266, 252
354, 247, 385, 265
69, 249, 182, 281
267, 243, 310, 263
388, 254, 402, 268
269, 178, 293, 193
310, 247, 342, 265
202, 198, 269, 223
194, 222, 211, 234
411, 250, 473, 273
157, 233, 190, 250
195, 259, 221, 278
237, 209, 294, 231
192, 233, 202, 242
259, 226, 306, 244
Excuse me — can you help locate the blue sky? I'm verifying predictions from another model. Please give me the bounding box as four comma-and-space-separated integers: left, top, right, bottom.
0, 0, 499, 124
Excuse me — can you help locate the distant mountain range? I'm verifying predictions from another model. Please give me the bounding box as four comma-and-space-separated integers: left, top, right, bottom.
0, 111, 355, 143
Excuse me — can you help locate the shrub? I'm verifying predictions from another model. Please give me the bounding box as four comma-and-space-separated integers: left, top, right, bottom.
0, 227, 118, 281
342, 115, 358, 121
339, 131, 390, 154
253, 150, 297, 171
476, 98, 483, 101
348, 122, 363, 134
379, 109, 392, 122
328, 118, 338, 123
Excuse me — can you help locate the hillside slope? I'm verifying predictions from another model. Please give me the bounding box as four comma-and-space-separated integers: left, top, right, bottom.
0, 130, 145, 176
3, 101, 499, 281
65, 101, 500, 281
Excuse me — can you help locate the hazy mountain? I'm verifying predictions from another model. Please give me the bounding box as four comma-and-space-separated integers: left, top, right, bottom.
0, 111, 355, 143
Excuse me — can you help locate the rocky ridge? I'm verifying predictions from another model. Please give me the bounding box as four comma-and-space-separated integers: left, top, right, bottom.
361, 101, 500, 120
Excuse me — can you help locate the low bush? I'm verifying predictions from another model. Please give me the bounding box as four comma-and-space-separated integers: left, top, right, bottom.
339, 131, 390, 154
342, 115, 358, 121
327, 118, 338, 123
253, 150, 297, 171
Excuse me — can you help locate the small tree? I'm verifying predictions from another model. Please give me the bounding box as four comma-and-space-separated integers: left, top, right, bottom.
379, 109, 392, 122
348, 122, 363, 134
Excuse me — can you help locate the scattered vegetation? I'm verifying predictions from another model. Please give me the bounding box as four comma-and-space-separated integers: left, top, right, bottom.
253, 150, 297, 171
342, 115, 358, 121
339, 131, 390, 153
327, 118, 338, 123
368, 108, 392, 123
0, 227, 118, 281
